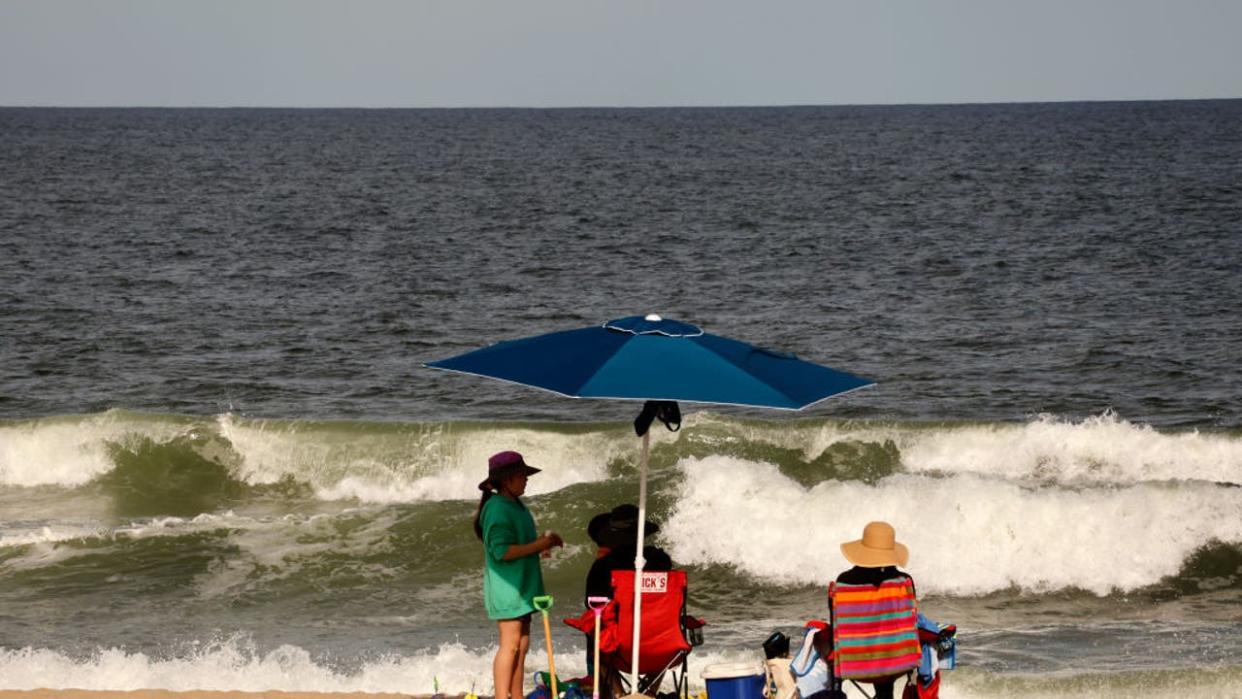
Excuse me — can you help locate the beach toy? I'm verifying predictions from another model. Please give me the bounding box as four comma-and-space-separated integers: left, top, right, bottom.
587, 595, 610, 699
533, 594, 560, 699
527, 679, 552, 699
465, 680, 479, 699
531, 673, 578, 699
536, 672, 575, 692
702, 662, 766, 699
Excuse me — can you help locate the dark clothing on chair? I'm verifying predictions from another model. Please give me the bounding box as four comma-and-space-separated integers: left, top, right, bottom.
583, 546, 675, 699
835, 565, 915, 593
583, 544, 675, 696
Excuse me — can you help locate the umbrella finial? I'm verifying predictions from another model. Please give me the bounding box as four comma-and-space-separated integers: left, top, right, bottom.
645, 313, 662, 321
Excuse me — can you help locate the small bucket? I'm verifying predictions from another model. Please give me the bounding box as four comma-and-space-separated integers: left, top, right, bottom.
702, 662, 765, 699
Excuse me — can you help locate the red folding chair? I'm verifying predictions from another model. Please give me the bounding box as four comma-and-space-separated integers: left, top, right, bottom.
566, 570, 705, 699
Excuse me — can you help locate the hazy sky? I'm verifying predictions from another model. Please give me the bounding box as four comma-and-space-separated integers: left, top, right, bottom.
2, 0, 1240, 108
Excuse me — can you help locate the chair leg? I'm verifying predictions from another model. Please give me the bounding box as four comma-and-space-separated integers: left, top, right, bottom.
631, 653, 688, 698
605, 666, 625, 699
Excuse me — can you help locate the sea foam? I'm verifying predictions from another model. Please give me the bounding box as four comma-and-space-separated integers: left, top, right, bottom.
663, 455, 1242, 595
0, 636, 752, 694
3, 411, 1239, 504
896, 412, 1242, 485
0, 412, 184, 487
216, 414, 620, 500
1, 637, 1235, 698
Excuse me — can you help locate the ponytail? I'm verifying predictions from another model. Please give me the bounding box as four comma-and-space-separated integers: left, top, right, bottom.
473, 488, 494, 540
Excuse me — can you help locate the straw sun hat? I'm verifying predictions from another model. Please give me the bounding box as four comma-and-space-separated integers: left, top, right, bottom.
840, 521, 909, 568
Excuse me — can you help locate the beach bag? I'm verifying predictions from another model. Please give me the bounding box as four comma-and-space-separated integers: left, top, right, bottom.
916, 613, 957, 679
828, 578, 920, 681
789, 621, 831, 698
903, 612, 955, 699
764, 658, 797, 699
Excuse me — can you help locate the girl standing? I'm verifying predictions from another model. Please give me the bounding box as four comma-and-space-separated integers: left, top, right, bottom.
474, 451, 564, 699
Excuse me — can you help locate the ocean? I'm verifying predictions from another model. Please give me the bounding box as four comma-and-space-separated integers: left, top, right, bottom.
1, 102, 1240, 698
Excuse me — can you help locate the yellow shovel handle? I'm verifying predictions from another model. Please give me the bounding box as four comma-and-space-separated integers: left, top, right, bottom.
534, 596, 558, 698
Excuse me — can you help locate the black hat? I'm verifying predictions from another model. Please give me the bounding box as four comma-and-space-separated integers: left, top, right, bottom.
588, 512, 611, 546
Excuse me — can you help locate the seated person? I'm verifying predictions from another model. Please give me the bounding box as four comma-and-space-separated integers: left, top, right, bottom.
828, 521, 920, 699
584, 504, 672, 604
583, 504, 674, 698
588, 511, 612, 560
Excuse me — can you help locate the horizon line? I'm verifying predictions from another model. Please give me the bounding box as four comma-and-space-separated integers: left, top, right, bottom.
2, 96, 1241, 111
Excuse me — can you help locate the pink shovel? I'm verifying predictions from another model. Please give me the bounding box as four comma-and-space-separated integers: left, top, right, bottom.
587, 596, 611, 699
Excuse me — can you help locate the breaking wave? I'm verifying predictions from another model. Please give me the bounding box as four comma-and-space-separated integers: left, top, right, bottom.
663, 456, 1242, 595
2, 410, 1238, 495
1, 410, 1239, 597
0, 636, 1238, 698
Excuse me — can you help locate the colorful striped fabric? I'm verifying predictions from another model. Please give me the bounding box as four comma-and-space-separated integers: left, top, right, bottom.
829, 578, 920, 680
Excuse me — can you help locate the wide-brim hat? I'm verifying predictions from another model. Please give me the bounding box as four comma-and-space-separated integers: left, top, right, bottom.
587, 512, 612, 546
600, 503, 659, 549
840, 521, 908, 568
478, 450, 541, 491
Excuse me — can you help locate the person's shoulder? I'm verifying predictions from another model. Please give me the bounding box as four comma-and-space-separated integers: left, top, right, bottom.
481, 494, 518, 520
834, 566, 867, 584
586, 555, 610, 579
836, 566, 910, 584
600, 548, 631, 568
888, 567, 913, 582
644, 545, 673, 570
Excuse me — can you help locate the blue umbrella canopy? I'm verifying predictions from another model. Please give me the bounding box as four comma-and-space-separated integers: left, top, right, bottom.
425, 314, 873, 409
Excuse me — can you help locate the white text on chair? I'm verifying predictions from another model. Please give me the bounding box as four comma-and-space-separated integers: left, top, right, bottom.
640, 572, 669, 594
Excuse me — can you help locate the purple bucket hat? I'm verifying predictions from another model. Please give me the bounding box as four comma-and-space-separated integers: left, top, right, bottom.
478, 450, 541, 491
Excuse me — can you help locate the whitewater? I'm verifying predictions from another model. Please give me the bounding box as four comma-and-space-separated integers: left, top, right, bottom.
2, 408, 1240, 699
3, 410, 1240, 597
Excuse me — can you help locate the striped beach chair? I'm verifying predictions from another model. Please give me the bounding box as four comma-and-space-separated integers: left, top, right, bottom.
828, 577, 921, 686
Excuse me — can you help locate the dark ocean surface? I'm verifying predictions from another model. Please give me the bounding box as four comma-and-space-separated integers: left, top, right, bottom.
1, 102, 1240, 697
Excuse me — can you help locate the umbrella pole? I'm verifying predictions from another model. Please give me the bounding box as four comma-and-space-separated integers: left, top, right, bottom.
630, 428, 650, 692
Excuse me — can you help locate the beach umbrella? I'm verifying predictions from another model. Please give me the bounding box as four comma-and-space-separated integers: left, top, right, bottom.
426, 314, 873, 690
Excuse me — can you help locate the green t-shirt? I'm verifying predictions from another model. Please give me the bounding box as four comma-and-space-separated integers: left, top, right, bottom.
480, 494, 545, 620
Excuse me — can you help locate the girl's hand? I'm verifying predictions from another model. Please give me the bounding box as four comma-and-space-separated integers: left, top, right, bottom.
543, 531, 564, 550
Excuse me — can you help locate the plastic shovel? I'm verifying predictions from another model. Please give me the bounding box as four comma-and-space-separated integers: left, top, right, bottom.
533, 595, 559, 699
586, 596, 610, 699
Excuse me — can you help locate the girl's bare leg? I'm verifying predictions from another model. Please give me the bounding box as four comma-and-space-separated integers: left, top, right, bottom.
496, 620, 521, 699
496, 617, 533, 699
508, 617, 532, 699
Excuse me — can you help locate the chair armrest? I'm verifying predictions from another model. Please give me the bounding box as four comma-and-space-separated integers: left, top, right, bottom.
682, 615, 706, 647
